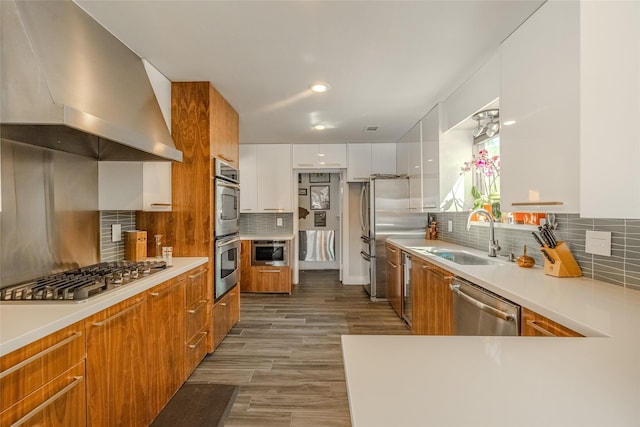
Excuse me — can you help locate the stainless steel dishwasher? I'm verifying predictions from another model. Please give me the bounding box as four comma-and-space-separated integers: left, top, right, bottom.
450, 277, 520, 336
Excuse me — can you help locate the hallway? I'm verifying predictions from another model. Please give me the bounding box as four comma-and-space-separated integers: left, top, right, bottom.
187, 270, 411, 426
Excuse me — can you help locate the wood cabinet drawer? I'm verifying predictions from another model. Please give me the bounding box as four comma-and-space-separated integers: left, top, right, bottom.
186, 299, 208, 342
185, 267, 207, 308
248, 266, 291, 294
385, 243, 401, 265
184, 331, 208, 376
0, 361, 86, 427
0, 321, 85, 412
521, 308, 583, 337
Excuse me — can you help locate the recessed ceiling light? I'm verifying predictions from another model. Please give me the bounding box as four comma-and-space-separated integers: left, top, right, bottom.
310, 82, 330, 93
313, 124, 326, 131
503, 120, 517, 126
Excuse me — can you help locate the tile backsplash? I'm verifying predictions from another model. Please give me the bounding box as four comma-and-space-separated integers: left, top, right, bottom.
432, 212, 640, 291
100, 211, 137, 262
240, 213, 294, 235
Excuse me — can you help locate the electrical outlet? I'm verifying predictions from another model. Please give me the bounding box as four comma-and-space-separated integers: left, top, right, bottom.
448, 220, 453, 232
276, 217, 283, 227
585, 230, 611, 256
111, 224, 122, 242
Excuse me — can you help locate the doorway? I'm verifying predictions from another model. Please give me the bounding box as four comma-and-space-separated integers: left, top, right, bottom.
296, 172, 341, 271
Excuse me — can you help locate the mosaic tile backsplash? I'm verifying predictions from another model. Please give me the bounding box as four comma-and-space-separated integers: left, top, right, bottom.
432, 212, 640, 291
240, 213, 294, 235
100, 211, 137, 262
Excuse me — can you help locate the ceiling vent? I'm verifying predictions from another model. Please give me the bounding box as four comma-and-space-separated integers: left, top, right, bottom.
363, 125, 380, 132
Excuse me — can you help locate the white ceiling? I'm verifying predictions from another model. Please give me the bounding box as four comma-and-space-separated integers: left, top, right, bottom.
75, 0, 544, 145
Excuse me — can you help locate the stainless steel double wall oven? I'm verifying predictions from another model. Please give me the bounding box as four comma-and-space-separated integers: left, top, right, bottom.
213, 159, 240, 301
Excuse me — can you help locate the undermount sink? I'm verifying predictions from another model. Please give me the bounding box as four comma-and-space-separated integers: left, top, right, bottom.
412, 248, 496, 265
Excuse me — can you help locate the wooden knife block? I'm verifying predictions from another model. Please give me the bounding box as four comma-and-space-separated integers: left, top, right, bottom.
541, 241, 582, 277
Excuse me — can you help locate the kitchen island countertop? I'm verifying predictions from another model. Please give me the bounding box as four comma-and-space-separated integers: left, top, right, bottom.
0, 257, 208, 357
342, 238, 640, 426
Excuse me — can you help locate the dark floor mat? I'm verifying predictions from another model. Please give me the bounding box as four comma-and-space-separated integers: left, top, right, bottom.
151, 383, 239, 427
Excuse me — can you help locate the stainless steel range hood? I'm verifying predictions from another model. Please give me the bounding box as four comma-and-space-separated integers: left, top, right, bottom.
0, 0, 182, 162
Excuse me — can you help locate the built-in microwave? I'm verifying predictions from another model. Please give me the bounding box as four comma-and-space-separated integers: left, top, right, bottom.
214, 159, 240, 238
251, 240, 289, 266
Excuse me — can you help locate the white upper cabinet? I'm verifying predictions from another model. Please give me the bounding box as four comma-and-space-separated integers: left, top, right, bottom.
406, 123, 422, 210
580, 1, 640, 218
293, 143, 346, 169
396, 139, 409, 177
240, 144, 293, 212
347, 143, 396, 182
98, 161, 172, 211
421, 106, 440, 210
499, 0, 580, 213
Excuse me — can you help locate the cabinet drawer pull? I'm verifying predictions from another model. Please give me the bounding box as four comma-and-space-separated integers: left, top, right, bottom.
188, 269, 208, 280
187, 331, 208, 349
217, 154, 232, 162
92, 298, 144, 327
187, 300, 207, 314
150, 203, 171, 207
12, 375, 83, 427
512, 201, 564, 206
324, 163, 342, 166
526, 320, 556, 337
0, 332, 82, 380
388, 247, 397, 253
218, 302, 227, 307
297, 163, 314, 167
386, 260, 398, 268
258, 269, 280, 273
262, 208, 284, 211
150, 279, 183, 297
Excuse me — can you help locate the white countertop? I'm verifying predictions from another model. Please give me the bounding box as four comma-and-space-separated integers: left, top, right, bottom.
0, 257, 208, 357
241, 233, 295, 241
342, 239, 640, 427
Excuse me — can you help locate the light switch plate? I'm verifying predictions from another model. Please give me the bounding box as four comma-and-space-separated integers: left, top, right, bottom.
111, 224, 122, 242
585, 230, 611, 256
276, 217, 283, 227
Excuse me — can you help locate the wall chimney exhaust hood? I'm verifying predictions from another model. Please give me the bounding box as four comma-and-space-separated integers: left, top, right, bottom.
0, 0, 182, 162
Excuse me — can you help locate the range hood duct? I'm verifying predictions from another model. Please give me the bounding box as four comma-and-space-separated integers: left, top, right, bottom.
0, 0, 182, 162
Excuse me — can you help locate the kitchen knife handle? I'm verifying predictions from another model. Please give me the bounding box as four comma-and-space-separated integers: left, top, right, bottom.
532, 232, 545, 247
541, 249, 555, 264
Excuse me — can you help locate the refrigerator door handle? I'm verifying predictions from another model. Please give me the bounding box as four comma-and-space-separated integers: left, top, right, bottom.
360, 251, 372, 262
359, 184, 367, 233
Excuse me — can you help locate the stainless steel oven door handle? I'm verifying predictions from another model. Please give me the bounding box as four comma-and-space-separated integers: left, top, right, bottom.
449, 283, 516, 322
216, 180, 240, 191
217, 237, 241, 247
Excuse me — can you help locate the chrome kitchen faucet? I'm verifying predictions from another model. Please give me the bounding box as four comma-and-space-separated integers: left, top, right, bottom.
467, 208, 501, 257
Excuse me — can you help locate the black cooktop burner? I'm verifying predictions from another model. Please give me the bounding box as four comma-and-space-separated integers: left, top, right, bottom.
0, 260, 167, 302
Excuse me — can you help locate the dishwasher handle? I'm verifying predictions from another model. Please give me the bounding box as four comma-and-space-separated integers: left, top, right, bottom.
450, 283, 516, 322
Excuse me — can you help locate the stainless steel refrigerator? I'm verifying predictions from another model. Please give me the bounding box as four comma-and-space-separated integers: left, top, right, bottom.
359, 176, 427, 300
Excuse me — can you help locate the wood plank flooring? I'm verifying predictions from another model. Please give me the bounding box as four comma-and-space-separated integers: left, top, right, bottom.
187, 270, 411, 426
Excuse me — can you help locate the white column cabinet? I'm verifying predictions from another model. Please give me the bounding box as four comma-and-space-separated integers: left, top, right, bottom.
347, 143, 396, 182
98, 162, 172, 211
292, 144, 346, 169
499, 0, 580, 213
405, 122, 422, 211
580, 1, 640, 218
239, 144, 293, 213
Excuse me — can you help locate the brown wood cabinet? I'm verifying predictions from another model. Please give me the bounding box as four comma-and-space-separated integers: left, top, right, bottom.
212, 284, 241, 350
386, 243, 402, 317
521, 307, 583, 337
240, 240, 252, 288
137, 81, 240, 352
247, 266, 292, 294
184, 267, 210, 376
411, 257, 454, 335
0, 322, 86, 427
86, 295, 149, 427
147, 275, 186, 417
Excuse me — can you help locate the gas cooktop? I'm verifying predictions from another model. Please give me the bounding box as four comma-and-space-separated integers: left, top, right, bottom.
0, 260, 167, 302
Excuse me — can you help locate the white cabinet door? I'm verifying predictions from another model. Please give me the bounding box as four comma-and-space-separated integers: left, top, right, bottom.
257, 144, 292, 212
500, 0, 580, 213
347, 143, 371, 181
293, 144, 346, 169
318, 144, 346, 168
292, 144, 320, 168
406, 122, 422, 210
396, 141, 409, 176
239, 144, 258, 212
421, 106, 440, 210
580, 1, 640, 218
98, 162, 143, 210
371, 143, 396, 176
142, 162, 172, 211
